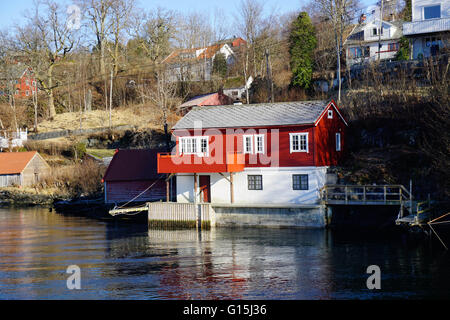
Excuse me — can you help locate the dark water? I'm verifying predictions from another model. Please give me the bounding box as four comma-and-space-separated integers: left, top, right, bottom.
0, 207, 449, 300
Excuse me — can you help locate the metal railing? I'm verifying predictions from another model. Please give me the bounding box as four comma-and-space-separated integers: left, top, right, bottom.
321, 185, 412, 205
403, 17, 450, 36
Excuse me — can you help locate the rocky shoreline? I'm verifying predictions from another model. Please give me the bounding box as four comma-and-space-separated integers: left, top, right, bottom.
0, 189, 63, 207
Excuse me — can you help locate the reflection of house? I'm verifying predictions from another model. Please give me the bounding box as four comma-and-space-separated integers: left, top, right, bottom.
403, 0, 449, 59
163, 43, 236, 82
158, 100, 347, 205
0, 66, 37, 99
178, 92, 233, 116
345, 18, 403, 66
103, 149, 172, 204
0, 151, 50, 187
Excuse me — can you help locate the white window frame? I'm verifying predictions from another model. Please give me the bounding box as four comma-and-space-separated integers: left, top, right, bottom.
243, 134, 266, 155
328, 110, 333, 119
255, 134, 265, 154
423, 4, 441, 20
290, 133, 309, 153
179, 136, 209, 157
243, 135, 254, 154
336, 133, 341, 152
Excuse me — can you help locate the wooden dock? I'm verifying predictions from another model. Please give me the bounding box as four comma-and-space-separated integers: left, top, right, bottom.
321, 185, 412, 206
148, 202, 214, 229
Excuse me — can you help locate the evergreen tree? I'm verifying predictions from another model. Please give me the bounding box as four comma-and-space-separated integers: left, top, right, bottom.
396, 37, 410, 61
289, 12, 317, 89
213, 53, 228, 78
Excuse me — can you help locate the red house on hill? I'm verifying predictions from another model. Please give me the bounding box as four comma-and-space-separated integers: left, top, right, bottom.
103, 149, 174, 205
158, 100, 347, 205
0, 66, 37, 99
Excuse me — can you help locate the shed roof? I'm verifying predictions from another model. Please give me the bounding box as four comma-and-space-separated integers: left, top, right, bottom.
0, 152, 38, 175
172, 100, 337, 130
103, 149, 165, 182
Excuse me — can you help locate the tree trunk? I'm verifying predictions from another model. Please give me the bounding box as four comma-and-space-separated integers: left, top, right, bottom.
48, 64, 56, 120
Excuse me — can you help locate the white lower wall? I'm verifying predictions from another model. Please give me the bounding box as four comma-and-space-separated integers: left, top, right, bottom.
176, 167, 327, 205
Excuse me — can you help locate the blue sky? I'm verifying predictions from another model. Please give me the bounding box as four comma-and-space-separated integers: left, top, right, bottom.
0, 0, 377, 30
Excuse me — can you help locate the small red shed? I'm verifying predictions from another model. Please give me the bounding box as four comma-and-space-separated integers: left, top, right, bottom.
103, 149, 173, 205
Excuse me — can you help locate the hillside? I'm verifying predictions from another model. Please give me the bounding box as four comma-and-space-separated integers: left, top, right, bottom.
36, 105, 181, 133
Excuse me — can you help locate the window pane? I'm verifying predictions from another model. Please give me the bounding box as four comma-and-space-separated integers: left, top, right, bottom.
336, 133, 341, 151
256, 135, 264, 153
201, 138, 208, 153
248, 175, 263, 190
244, 136, 253, 153
293, 175, 308, 190
292, 135, 299, 151
424, 5, 440, 19
300, 135, 307, 151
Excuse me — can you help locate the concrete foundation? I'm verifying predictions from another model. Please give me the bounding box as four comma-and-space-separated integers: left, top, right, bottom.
212, 204, 328, 229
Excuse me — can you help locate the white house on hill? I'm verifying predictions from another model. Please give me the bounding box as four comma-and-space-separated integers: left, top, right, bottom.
345, 18, 403, 66
403, 0, 450, 59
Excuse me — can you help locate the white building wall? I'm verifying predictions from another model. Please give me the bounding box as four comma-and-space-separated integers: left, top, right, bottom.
412, 0, 450, 21
347, 40, 399, 66
176, 167, 328, 205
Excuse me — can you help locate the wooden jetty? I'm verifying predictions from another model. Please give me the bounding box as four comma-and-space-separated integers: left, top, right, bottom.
321, 184, 429, 227
109, 202, 214, 229
107, 184, 431, 230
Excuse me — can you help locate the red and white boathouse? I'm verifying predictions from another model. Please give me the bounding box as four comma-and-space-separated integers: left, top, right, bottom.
157, 100, 347, 206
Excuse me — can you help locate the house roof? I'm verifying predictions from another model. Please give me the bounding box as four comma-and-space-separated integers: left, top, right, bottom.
179, 93, 217, 109
346, 19, 403, 45
179, 92, 233, 110
172, 100, 343, 130
103, 149, 165, 182
163, 43, 229, 64
0, 151, 38, 175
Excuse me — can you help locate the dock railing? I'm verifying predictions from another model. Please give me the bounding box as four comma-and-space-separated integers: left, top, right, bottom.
321, 185, 412, 205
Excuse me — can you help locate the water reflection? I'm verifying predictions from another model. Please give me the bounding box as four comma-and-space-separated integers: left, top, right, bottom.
0, 208, 449, 300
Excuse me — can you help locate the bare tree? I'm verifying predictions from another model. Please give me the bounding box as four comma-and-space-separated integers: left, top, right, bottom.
175, 12, 214, 49
316, 0, 360, 103
140, 66, 180, 149
236, 0, 264, 76
109, 0, 135, 75
130, 7, 177, 63
16, 0, 76, 120
78, 0, 114, 75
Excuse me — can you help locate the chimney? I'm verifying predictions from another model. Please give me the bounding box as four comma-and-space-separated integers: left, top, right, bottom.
359, 14, 367, 24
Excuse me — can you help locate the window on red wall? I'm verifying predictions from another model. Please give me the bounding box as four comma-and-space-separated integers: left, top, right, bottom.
336, 133, 342, 152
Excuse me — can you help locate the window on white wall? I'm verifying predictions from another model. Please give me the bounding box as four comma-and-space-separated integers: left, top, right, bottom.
293, 175, 309, 190
290, 133, 308, 153
424, 5, 441, 20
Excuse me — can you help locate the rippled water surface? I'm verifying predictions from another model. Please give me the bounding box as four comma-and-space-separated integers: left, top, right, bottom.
0, 207, 449, 300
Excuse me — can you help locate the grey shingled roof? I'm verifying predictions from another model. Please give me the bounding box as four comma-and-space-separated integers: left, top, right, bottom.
172, 100, 330, 129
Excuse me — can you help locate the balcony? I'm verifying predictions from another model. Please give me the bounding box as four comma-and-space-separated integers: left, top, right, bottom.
158, 152, 245, 174
403, 17, 450, 36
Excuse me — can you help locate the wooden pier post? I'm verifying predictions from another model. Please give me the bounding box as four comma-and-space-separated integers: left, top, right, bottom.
230, 172, 234, 204
194, 173, 198, 204
166, 175, 170, 203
